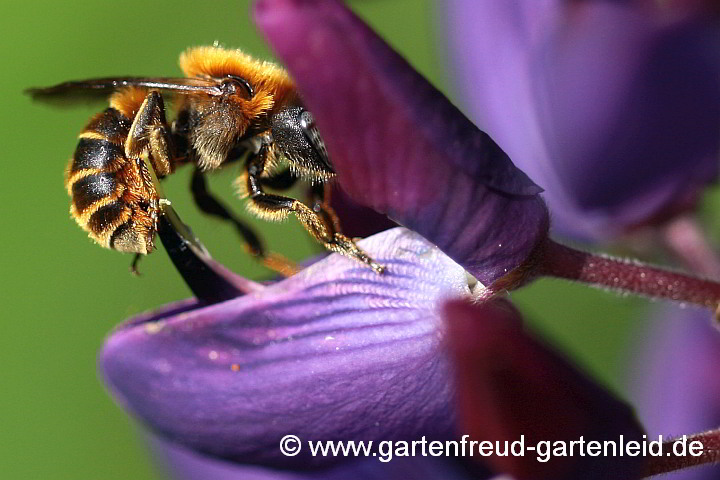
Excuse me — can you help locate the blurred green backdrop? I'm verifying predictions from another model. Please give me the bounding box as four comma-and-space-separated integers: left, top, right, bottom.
1, 0, 664, 479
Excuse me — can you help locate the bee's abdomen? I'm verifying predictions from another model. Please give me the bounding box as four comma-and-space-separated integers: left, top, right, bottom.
87, 200, 131, 237
70, 172, 120, 214
65, 107, 154, 253
69, 108, 129, 173
70, 138, 125, 173
83, 107, 130, 142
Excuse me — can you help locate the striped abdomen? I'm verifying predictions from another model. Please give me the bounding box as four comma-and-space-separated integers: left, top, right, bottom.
65, 99, 158, 254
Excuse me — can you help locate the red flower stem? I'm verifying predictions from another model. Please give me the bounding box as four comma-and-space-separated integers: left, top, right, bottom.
536, 240, 720, 313
643, 428, 720, 477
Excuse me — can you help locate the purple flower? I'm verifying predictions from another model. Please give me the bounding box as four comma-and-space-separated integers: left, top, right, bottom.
104, 267, 644, 479
443, 0, 720, 241
630, 305, 720, 480
445, 299, 644, 479
254, 0, 548, 287
103, 229, 468, 469
442, 3, 720, 477
97, 1, 678, 479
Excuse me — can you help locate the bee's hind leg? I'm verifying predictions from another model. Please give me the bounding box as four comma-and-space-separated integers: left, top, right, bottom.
125, 91, 177, 177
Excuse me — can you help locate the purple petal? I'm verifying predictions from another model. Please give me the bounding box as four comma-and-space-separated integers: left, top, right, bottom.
445, 299, 645, 479
254, 0, 549, 286
101, 228, 471, 469
444, 0, 720, 240
329, 185, 397, 239
629, 305, 720, 480
154, 436, 489, 480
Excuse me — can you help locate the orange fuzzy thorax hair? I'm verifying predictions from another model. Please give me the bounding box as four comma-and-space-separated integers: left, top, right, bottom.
179, 46, 298, 109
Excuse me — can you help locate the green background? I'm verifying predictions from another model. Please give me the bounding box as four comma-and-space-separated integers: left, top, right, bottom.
1, 0, 692, 478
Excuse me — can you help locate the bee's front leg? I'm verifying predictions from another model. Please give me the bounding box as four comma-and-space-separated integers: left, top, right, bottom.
242, 149, 385, 274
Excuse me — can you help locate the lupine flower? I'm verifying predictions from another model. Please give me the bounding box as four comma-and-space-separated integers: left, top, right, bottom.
99, 1, 720, 479
104, 236, 644, 479
103, 228, 470, 470
254, 0, 549, 288
630, 305, 720, 480
444, 299, 645, 479
103, 0, 555, 468
443, 0, 720, 241
442, 3, 720, 479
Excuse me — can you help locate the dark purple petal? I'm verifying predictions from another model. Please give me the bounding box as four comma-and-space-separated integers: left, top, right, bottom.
630, 305, 720, 480
102, 228, 472, 469
329, 185, 397, 239
154, 436, 489, 480
444, 0, 720, 240
444, 299, 645, 480
254, 0, 549, 287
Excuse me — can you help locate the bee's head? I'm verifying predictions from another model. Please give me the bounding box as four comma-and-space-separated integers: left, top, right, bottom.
270, 106, 335, 182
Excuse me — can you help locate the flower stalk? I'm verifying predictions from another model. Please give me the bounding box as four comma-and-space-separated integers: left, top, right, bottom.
643, 427, 720, 478
537, 240, 720, 315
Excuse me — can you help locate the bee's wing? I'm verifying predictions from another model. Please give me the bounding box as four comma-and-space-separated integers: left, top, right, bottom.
26, 77, 223, 105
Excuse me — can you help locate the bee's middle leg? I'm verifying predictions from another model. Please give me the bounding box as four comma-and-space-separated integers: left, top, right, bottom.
191, 169, 298, 277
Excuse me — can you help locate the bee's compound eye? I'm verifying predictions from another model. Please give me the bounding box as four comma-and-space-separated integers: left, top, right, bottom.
220, 79, 237, 94
299, 110, 315, 130
271, 106, 334, 174
298, 109, 330, 169
220, 75, 254, 98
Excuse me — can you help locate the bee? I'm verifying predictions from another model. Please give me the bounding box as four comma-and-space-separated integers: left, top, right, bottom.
29, 46, 384, 274
62, 87, 170, 263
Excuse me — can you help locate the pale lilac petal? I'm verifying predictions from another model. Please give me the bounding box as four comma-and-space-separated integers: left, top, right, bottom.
444, 0, 720, 240
630, 306, 720, 480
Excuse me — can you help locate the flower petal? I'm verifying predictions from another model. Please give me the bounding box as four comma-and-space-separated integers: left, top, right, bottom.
154, 436, 491, 480
329, 185, 397, 239
444, 0, 720, 240
630, 305, 720, 480
254, 0, 549, 286
444, 299, 645, 479
102, 228, 471, 469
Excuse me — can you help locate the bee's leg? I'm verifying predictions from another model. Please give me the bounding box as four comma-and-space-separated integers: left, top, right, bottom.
260, 168, 298, 190
263, 171, 341, 235
245, 153, 385, 274
126, 92, 180, 251
309, 182, 343, 235
125, 91, 176, 177
130, 253, 142, 276
191, 169, 298, 277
